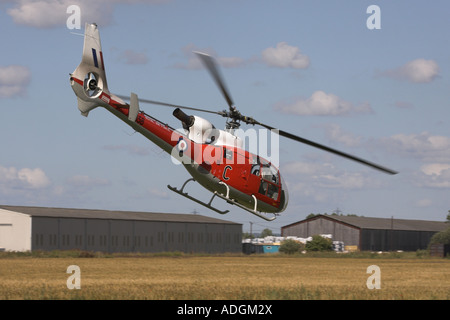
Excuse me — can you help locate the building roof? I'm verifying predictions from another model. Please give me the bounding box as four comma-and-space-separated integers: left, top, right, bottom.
283, 214, 448, 232
0, 205, 241, 225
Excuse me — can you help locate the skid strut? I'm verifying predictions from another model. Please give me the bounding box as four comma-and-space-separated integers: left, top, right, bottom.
167, 178, 229, 214
214, 181, 278, 221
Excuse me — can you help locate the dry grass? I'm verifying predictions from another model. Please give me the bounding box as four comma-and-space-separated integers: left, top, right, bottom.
0, 254, 449, 300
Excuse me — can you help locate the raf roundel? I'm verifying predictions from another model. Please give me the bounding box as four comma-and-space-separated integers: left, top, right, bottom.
177, 137, 188, 153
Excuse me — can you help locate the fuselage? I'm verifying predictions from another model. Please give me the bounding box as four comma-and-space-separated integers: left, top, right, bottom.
70, 23, 288, 218
70, 76, 288, 214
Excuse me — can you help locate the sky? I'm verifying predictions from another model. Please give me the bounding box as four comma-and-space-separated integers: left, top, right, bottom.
0, 0, 449, 234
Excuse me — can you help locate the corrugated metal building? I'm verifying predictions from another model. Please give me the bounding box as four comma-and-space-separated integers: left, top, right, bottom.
0, 205, 242, 253
281, 214, 448, 251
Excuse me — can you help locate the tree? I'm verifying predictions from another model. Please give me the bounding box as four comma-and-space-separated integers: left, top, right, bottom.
242, 232, 254, 240
429, 227, 450, 246
446, 210, 450, 223
279, 239, 304, 254
260, 228, 273, 238
305, 235, 333, 252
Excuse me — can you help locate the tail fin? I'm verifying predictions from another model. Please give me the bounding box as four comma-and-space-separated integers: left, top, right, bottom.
70, 23, 110, 116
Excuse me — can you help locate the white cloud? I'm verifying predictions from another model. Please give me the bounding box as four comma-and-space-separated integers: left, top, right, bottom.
421, 163, 450, 176
6, 0, 108, 28
283, 161, 379, 190
379, 132, 450, 162
418, 163, 450, 188
324, 124, 362, 147
316, 172, 371, 189
0, 65, 31, 98
382, 59, 439, 83
282, 130, 450, 205
261, 42, 310, 69
274, 90, 373, 116
0, 165, 50, 189
375, 132, 450, 188
17, 168, 51, 189
416, 198, 432, 207
174, 42, 308, 71
281, 160, 383, 206
5, 0, 170, 28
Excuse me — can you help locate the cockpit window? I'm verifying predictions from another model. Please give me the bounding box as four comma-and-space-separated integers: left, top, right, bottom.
261, 164, 279, 185
259, 158, 279, 185
256, 157, 281, 201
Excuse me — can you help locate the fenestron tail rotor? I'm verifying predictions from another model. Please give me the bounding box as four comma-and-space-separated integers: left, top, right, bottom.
84, 72, 101, 97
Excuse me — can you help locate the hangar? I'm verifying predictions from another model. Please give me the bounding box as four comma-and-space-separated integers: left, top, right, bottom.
0, 205, 242, 253
281, 214, 448, 251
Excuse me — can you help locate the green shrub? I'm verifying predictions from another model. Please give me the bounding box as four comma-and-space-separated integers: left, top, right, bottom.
415, 249, 429, 258
279, 239, 304, 254
305, 235, 333, 252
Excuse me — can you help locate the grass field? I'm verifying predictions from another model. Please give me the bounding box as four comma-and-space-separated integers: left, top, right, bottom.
0, 252, 449, 300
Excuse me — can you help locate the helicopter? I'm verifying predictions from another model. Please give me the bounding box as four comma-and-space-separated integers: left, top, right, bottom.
70, 23, 397, 221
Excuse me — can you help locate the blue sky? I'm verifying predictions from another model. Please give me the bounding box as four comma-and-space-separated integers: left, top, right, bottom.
0, 0, 449, 233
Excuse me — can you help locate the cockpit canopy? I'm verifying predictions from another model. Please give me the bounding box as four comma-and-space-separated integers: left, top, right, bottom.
251, 157, 288, 212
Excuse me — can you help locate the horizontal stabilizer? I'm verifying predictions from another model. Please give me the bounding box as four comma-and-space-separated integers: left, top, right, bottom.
77, 97, 98, 117
129, 92, 139, 122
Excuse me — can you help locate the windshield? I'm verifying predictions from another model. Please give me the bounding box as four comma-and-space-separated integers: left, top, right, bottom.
260, 159, 279, 185
254, 157, 282, 201
278, 173, 288, 212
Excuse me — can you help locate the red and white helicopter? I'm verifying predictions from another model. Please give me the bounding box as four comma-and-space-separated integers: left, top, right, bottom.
70, 23, 397, 221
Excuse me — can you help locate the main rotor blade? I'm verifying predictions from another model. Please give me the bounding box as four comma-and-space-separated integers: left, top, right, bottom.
194, 51, 234, 109
257, 122, 398, 175
116, 94, 222, 115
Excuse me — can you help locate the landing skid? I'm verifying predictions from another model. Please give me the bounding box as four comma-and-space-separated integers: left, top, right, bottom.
167, 178, 229, 215
167, 178, 278, 221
